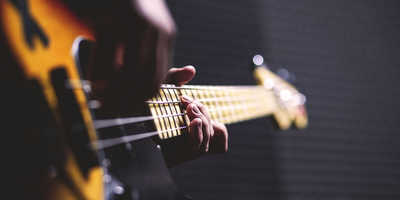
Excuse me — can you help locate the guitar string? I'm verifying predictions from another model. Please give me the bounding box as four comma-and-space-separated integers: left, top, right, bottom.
90, 101, 278, 149
72, 80, 289, 102
93, 101, 275, 129
157, 89, 170, 138
154, 92, 168, 139
68, 81, 299, 151
173, 86, 185, 127
89, 85, 281, 150
92, 126, 188, 150
211, 86, 223, 120
70, 79, 271, 92
159, 85, 268, 91
161, 87, 179, 138
94, 113, 187, 129
94, 92, 276, 129
145, 94, 275, 104
158, 85, 302, 98
159, 85, 298, 104
169, 87, 183, 135
91, 100, 276, 150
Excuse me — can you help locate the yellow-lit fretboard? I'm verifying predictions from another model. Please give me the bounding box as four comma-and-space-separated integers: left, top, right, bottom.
147, 84, 277, 139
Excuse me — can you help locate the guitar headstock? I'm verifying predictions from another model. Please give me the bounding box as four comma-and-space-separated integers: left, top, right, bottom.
252, 55, 308, 130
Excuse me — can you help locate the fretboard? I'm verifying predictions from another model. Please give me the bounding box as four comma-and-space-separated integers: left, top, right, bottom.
146, 84, 277, 139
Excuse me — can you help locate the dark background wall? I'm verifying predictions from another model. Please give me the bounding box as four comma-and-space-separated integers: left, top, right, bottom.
165, 0, 400, 200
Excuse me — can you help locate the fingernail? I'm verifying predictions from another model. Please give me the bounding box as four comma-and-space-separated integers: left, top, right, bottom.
185, 65, 194, 69
192, 105, 200, 115
182, 95, 193, 102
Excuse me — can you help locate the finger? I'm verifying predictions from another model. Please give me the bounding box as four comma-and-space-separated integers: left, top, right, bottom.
185, 103, 211, 153
163, 65, 196, 85
181, 95, 214, 137
208, 121, 228, 154
185, 118, 203, 155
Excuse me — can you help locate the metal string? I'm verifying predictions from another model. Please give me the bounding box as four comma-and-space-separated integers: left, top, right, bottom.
92, 126, 188, 150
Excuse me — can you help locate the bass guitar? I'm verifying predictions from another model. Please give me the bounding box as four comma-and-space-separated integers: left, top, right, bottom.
0, 0, 307, 199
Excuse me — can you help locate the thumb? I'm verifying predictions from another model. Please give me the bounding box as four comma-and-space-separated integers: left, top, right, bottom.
163, 65, 196, 85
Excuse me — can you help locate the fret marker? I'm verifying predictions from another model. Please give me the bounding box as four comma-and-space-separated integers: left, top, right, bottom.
263, 79, 274, 89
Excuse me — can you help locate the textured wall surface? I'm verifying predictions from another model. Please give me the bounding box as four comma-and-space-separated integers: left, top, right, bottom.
165, 0, 400, 200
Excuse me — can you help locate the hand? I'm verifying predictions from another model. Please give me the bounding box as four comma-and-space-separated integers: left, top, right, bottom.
160, 66, 228, 167
88, 0, 176, 116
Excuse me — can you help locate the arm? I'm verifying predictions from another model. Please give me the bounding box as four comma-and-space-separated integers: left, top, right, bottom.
85, 0, 227, 166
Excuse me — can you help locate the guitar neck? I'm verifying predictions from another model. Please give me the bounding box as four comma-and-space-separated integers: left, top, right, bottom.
147, 84, 277, 139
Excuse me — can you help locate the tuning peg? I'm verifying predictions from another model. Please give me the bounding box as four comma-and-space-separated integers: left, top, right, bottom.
252, 55, 297, 84
252, 54, 270, 69
276, 68, 297, 84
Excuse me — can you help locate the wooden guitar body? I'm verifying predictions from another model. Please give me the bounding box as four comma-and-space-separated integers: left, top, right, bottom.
0, 0, 186, 199
0, 0, 103, 199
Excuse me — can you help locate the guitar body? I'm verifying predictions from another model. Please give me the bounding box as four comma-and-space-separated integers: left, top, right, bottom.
0, 0, 103, 199
0, 0, 186, 199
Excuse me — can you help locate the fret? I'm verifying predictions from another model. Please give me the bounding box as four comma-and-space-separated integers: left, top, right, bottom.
232, 88, 243, 123
203, 88, 217, 120
210, 89, 223, 121
219, 88, 230, 124
203, 89, 213, 119
200, 89, 209, 117
196, 88, 206, 112
226, 88, 234, 124
159, 89, 172, 138
235, 90, 243, 121
152, 94, 168, 139
190, 86, 200, 104
229, 89, 237, 123
225, 90, 235, 123
214, 89, 223, 122
239, 90, 250, 121
225, 89, 235, 123
178, 88, 192, 134
169, 86, 181, 137
234, 89, 244, 122
162, 87, 179, 137
148, 96, 161, 137
156, 91, 171, 139
228, 89, 236, 123
171, 86, 188, 136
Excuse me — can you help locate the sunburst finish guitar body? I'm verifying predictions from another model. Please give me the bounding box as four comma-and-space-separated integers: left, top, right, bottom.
0, 0, 103, 199
0, 0, 307, 199
1, 0, 187, 199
